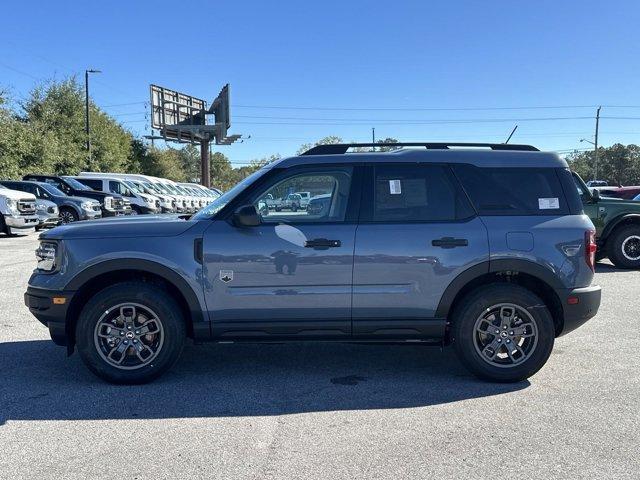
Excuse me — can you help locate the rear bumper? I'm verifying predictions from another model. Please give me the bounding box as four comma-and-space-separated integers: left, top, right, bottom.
558, 285, 602, 336
24, 286, 74, 346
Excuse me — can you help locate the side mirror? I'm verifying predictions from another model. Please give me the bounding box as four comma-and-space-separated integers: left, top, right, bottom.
591, 188, 600, 202
233, 205, 261, 227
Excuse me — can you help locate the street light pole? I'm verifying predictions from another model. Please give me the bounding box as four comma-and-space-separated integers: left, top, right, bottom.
85, 69, 101, 167
594, 106, 601, 180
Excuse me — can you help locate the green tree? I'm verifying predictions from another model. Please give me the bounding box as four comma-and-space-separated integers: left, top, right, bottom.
297, 136, 342, 155
566, 144, 640, 185
19, 77, 133, 174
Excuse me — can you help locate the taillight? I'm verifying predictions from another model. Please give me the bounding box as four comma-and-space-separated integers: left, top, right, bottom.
585, 230, 597, 271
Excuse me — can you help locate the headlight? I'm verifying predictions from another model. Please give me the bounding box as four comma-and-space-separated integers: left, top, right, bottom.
35, 241, 58, 272
6, 198, 18, 214
144, 197, 154, 204
36, 203, 47, 212
104, 196, 114, 211
81, 201, 94, 210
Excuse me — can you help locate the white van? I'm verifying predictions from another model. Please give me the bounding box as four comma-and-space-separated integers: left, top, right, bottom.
74, 175, 160, 215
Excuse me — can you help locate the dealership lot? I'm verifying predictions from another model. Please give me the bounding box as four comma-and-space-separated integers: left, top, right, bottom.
0, 232, 638, 479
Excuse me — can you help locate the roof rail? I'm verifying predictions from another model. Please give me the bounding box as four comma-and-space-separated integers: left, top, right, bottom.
301, 142, 539, 156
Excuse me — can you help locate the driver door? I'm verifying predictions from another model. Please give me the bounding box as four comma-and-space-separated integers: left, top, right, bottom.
203, 166, 359, 339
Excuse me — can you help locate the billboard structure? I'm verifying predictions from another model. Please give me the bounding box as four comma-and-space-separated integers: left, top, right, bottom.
149, 83, 241, 186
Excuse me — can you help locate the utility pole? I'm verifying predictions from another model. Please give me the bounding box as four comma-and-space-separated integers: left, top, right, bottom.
200, 138, 211, 188
594, 106, 601, 180
84, 69, 101, 167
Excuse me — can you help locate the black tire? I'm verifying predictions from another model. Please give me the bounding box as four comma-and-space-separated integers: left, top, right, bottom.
608, 225, 640, 269
59, 207, 79, 224
292, 205, 298, 212
76, 281, 186, 384
0, 214, 7, 235
451, 284, 555, 382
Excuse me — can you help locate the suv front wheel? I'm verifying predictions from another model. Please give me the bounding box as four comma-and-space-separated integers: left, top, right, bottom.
76, 281, 186, 384
452, 284, 555, 382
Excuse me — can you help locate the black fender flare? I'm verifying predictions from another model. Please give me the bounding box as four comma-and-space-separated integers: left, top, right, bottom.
601, 213, 640, 241
65, 258, 206, 329
435, 259, 564, 318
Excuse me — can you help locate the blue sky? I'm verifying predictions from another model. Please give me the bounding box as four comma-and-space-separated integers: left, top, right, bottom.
2, 0, 640, 166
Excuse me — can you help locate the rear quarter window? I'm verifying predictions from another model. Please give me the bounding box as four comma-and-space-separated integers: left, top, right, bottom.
452, 164, 571, 216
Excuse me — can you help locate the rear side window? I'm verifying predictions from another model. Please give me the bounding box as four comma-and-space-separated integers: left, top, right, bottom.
452, 164, 570, 216
78, 179, 103, 191
369, 164, 474, 222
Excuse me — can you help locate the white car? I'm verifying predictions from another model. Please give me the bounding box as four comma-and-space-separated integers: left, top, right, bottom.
0, 184, 39, 234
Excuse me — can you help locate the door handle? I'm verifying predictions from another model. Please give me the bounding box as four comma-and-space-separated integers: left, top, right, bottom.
432, 237, 468, 248
304, 238, 342, 249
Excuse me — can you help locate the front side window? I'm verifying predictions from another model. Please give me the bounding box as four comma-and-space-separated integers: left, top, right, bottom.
252, 168, 353, 223
371, 164, 473, 222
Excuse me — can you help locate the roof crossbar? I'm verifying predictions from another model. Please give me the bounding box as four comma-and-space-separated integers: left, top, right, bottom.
301, 142, 539, 156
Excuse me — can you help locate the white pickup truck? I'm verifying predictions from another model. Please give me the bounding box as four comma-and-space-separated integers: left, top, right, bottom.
0, 184, 39, 235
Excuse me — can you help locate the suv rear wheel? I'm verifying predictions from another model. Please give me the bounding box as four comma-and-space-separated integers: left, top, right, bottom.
608, 225, 640, 269
76, 281, 186, 384
452, 284, 555, 382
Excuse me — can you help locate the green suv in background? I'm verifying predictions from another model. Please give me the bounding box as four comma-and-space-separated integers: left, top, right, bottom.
574, 172, 640, 268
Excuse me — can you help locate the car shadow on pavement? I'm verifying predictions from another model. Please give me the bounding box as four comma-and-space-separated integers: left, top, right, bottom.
0, 340, 528, 424
594, 262, 630, 273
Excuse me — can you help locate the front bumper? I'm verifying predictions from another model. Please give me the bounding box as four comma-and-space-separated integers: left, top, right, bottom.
37, 214, 62, 228
4, 214, 39, 229
80, 209, 102, 221
24, 286, 74, 346
102, 209, 126, 217
558, 285, 602, 336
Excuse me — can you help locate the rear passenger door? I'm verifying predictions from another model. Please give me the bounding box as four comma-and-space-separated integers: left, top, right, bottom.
352, 163, 489, 338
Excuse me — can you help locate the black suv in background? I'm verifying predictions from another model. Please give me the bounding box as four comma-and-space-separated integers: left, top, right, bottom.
0, 180, 103, 223
23, 174, 127, 217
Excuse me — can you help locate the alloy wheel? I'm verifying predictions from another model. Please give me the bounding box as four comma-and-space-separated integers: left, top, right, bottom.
93, 303, 164, 370
473, 303, 539, 368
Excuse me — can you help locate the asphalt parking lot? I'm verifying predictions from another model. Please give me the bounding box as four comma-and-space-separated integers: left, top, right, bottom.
0, 231, 638, 479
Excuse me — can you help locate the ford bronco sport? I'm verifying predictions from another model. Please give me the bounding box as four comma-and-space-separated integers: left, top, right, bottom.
25, 143, 601, 384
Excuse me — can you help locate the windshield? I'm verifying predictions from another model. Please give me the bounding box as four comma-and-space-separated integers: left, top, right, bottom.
155, 183, 171, 194
192, 168, 270, 220
39, 183, 66, 197
124, 181, 142, 193
63, 177, 92, 191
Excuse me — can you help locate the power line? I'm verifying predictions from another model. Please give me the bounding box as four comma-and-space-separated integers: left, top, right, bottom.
233, 104, 601, 112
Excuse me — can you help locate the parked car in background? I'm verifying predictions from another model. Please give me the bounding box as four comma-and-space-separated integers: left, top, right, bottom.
25, 142, 600, 384
23, 174, 127, 217
210, 187, 223, 196
267, 193, 303, 212
0, 180, 102, 224
574, 172, 640, 268
74, 175, 160, 215
586, 180, 608, 187
34, 199, 61, 230
295, 191, 311, 208
306, 193, 332, 216
593, 186, 640, 200
0, 184, 39, 234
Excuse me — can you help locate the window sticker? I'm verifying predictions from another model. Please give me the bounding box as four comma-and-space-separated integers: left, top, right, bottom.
389, 179, 402, 195
538, 197, 559, 209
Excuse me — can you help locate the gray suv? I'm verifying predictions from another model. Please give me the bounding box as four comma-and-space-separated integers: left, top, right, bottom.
25, 143, 601, 384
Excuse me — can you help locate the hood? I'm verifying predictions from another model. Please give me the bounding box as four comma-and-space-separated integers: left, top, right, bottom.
56, 195, 100, 204
0, 187, 36, 201
41, 214, 197, 240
